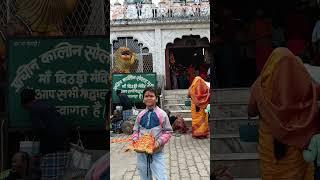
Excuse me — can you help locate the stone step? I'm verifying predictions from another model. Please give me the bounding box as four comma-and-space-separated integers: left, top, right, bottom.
171, 110, 191, 118
212, 88, 250, 103
164, 99, 188, 104
211, 134, 257, 153
163, 104, 190, 110
211, 153, 260, 178
212, 102, 249, 106
213, 117, 259, 121
212, 104, 248, 118
211, 117, 259, 134
164, 95, 188, 99
164, 89, 188, 96
212, 152, 259, 161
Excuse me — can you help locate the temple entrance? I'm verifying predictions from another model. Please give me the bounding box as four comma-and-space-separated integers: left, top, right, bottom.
165, 35, 210, 90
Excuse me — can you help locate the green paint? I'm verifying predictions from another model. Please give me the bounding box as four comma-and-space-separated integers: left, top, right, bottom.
111, 73, 157, 103
7, 37, 110, 129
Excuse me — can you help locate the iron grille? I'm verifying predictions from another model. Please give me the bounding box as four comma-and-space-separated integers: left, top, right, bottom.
0, 0, 107, 35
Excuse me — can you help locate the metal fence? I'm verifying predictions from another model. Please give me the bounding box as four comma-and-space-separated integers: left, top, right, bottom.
0, 0, 109, 36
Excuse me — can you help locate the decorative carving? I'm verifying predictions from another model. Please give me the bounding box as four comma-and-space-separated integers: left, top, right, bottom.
162, 29, 209, 48
110, 31, 155, 53
111, 1, 209, 20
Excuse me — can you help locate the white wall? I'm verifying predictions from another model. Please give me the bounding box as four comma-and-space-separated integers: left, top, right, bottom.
110, 22, 210, 89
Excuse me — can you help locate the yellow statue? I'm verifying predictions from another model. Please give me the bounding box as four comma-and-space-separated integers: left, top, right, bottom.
113, 47, 137, 74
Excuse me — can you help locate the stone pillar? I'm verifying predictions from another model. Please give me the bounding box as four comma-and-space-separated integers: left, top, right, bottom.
154, 27, 165, 88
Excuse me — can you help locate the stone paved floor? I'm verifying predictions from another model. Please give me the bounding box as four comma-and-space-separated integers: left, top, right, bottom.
110, 133, 210, 180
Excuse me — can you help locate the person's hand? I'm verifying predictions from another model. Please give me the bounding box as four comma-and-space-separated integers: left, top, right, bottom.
134, 149, 145, 153
132, 137, 138, 142
153, 141, 161, 152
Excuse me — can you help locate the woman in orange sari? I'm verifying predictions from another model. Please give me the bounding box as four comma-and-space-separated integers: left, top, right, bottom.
248, 47, 320, 179
188, 76, 210, 138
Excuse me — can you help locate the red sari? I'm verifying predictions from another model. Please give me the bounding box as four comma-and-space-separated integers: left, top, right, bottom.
188, 76, 210, 138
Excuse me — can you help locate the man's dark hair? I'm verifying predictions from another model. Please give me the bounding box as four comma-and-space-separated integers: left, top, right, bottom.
143, 87, 157, 97
116, 90, 121, 95
20, 89, 36, 105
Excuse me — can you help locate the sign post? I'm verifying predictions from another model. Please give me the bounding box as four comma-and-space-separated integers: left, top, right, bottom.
7, 37, 110, 129
111, 73, 157, 103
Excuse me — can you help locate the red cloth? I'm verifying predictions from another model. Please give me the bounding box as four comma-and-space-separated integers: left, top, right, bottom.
255, 18, 272, 39
256, 46, 273, 75
285, 12, 308, 40
172, 115, 188, 134
285, 12, 308, 55
286, 40, 306, 56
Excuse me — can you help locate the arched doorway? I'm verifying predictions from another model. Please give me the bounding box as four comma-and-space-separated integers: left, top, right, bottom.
165, 35, 210, 90
112, 37, 153, 73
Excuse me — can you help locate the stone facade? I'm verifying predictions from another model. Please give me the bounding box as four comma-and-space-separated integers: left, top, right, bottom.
110, 0, 210, 89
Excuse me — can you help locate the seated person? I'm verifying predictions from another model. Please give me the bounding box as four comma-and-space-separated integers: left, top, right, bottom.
1, 151, 32, 180
111, 110, 123, 134
172, 114, 188, 134
164, 109, 176, 125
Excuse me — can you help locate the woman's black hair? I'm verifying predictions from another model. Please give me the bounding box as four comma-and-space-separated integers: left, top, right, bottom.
143, 87, 157, 97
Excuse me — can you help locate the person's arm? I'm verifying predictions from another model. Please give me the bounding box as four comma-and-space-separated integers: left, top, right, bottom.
157, 112, 173, 147
124, 95, 132, 108
111, 116, 122, 123
118, 95, 125, 107
303, 136, 317, 162
248, 93, 259, 117
131, 114, 141, 141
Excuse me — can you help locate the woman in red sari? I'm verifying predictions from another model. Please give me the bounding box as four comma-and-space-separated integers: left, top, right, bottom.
188, 76, 210, 138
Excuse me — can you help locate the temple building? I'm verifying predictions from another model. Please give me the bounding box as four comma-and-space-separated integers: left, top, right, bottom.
110, 0, 210, 89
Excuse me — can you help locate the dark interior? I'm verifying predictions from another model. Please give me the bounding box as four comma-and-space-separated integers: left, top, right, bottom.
212, 0, 320, 88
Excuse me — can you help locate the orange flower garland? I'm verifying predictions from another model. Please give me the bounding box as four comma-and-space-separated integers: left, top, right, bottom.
127, 133, 155, 154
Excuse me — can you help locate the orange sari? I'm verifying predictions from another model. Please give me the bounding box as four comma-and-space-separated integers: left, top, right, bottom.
249, 48, 319, 179
188, 76, 210, 138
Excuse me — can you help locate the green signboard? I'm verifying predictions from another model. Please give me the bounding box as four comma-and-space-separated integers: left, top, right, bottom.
112, 73, 157, 103
8, 37, 110, 129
